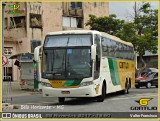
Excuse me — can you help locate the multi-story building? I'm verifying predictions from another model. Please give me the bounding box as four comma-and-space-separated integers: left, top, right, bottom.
4, 2, 109, 81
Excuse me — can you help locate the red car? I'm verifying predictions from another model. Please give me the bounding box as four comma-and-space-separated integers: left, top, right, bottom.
135, 70, 158, 88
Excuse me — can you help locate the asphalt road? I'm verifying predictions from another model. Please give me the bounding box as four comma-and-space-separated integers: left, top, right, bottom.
6, 87, 158, 112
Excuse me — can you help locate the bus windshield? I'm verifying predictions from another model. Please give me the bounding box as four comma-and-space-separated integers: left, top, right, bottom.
67, 48, 91, 78
43, 48, 92, 79
44, 34, 92, 47
42, 34, 92, 79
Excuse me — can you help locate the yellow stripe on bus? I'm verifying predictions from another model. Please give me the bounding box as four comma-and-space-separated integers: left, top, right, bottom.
49, 80, 66, 88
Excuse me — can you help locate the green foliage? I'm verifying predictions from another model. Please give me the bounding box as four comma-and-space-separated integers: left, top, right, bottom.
86, 2, 158, 58
85, 14, 124, 35
133, 2, 158, 55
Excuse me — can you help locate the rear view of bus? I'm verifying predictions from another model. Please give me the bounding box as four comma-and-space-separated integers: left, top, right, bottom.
41, 30, 135, 103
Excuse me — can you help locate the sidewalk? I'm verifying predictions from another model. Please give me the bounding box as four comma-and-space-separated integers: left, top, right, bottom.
2, 81, 42, 111
2, 81, 42, 97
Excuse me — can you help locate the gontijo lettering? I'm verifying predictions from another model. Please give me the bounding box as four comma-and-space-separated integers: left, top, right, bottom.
119, 62, 129, 68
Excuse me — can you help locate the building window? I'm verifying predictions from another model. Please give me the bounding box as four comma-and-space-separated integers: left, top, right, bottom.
63, 16, 83, 28
4, 47, 13, 55
31, 40, 41, 53
70, 2, 82, 9
30, 13, 42, 28
5, 18, 8, 29
94, 2, 97, 7
77, 18, 83, 28
10, 16, 26, 28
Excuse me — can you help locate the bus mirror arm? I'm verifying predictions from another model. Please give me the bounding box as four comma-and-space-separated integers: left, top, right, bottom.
34, 45, 42, 61
91, 44, 96, 61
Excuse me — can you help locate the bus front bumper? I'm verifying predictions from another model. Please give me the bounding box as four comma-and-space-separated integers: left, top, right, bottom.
42, 85, 97, 97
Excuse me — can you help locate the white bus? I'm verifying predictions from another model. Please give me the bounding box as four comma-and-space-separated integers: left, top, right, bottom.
40, 30, 135, 103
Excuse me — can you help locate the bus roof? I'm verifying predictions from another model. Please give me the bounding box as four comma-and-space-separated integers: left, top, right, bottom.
46, 30, 133, 47
100, 32, 133, 47
46, 30, 100, 36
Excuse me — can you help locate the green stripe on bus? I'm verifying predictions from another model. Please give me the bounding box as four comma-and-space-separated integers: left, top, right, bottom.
64, 80, 82, 86
108, 58, 121, 86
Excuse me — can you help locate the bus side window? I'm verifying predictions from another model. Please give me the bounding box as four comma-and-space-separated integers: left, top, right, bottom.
127, 46, 130, 60
108, 39, 112, 57
123, 44, 127, 59
116, 42, 120, 58
94, 34, 101, 79
128, 46, 132, 60
131, 47, 134, 60
94, 35, 101, 58
101, 37, 107, 56
111, 40, 116, 57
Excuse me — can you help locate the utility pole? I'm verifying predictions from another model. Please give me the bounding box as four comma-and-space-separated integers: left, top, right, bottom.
134, 2, 137, 23
2, 3, 6, 81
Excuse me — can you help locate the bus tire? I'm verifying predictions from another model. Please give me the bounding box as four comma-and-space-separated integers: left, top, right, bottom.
97, 84, 106, 102
58, 97, 65, 103
122, 81, 129, 94
135, 85, 140, 88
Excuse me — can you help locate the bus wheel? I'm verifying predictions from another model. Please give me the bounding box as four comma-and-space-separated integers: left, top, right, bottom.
58, 97, 65, 103
123, 81, 129, 94
97, 84, 106, 102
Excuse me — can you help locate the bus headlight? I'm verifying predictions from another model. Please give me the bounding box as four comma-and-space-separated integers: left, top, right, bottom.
41, 82, 52, 87
80, 81, 93, 87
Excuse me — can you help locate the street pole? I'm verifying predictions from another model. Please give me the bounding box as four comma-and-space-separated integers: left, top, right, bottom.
134, 2, 137, 23
2, 3, 6, 81
2, 3, 6, 104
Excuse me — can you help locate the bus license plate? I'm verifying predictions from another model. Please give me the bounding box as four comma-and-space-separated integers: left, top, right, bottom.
61, 91, 70, 94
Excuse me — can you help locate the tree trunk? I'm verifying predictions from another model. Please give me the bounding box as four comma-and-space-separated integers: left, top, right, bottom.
137, 55, 146, 77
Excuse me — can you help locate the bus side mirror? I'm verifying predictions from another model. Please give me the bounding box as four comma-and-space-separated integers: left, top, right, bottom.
34, 46, 42, 62
91, 44, 96, 61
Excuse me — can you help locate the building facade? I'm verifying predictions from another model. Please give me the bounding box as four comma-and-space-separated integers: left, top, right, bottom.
4, 2, 109, 81
137, 50, 158, 69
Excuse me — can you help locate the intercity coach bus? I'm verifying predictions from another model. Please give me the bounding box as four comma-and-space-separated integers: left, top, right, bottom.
40, 30, 135, 103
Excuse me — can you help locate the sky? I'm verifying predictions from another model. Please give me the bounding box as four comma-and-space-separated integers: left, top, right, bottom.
109, 2, 158, 21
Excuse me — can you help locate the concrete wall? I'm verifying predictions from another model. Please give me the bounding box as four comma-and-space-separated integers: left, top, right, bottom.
83, 2, 109, 29
4, 2, 109, 81
4, 42, 19, 81
41, 2, 62, 42
4, 2, 28, 53
4, 2, 27, 81
27, 2, 63, 45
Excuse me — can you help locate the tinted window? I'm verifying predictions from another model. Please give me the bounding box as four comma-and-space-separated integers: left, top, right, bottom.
44, 34, 92, 47
102, 37, 109, 56
101, 36, 134, 60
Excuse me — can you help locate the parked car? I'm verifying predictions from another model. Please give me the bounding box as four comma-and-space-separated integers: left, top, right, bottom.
140, 68, 158, 77
135, 69, 158, 88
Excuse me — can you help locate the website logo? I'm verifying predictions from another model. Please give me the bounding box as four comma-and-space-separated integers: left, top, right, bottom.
135, 98, 152, 106
10, 4, 20, 10
6, 4, 25, 15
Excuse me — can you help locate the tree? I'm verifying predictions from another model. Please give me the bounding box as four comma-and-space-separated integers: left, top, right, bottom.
86, 14, 124, 35
118, 2, 158, 70
86, 2, 158, 70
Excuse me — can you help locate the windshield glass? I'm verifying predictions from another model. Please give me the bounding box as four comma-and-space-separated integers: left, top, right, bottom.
142, 72, 154, 77
43, 49, 65, 77
67, 49, 91, 78
44, 34, 92, 47
42, 48, 92, 79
